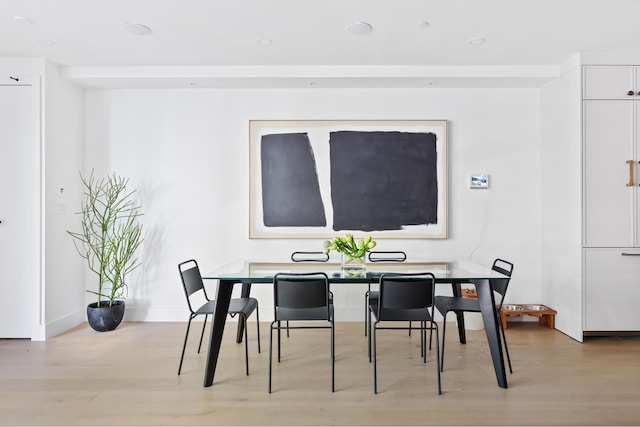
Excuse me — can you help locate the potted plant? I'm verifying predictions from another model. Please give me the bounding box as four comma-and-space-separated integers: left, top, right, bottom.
68, 171, 143, 332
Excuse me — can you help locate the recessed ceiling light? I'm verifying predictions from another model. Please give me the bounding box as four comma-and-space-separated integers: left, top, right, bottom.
13, 15, 34, 24
417, 21, 430, 30
467, 37, 486, 46
255, 38, 273, 46
345, 21, 373, 35
123, 22, 152, 36
38, 39, 56, 46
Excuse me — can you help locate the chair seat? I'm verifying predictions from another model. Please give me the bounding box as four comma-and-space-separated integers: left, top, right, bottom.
195, 297, 258, 317
434, 295, 481, 315
276, 304, 334, 321
369, 303, 433, 322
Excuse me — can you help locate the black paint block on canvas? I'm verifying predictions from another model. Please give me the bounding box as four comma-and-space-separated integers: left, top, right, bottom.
329, 131, 438, 231
261, 133, 327, 227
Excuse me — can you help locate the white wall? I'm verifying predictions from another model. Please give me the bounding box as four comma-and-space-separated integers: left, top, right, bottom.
43, 61, 86, 338
539, 60, 583, 341
83, 87, 542, 322
0, 58, 85, 339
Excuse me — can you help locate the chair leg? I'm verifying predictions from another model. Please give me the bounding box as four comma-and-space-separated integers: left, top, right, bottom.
364, 289, 369, 336
255, 306, 261, 353
197, 314, 208, 353
331, 319, 335, 392
440, 312, 448, 372
243, 315, 250, 376
277, 321, 282, 362
268, 321, 275, 393
421, 321, 427, 362
368, 307, 373, 362
428, 321, 434, 350
178, 314, 195, 375
373, 322, 378, 394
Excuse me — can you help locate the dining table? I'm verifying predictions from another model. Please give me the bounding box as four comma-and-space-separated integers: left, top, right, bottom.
202, 258, 510, 389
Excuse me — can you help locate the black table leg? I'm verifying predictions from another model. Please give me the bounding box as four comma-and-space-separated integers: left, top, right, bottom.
236, 281, 252, 343
451, 282, 467, 344
473, 278, 508, 388
203, 279, 234, 387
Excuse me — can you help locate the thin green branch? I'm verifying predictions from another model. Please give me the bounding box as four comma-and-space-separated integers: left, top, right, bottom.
68, 171, 144, 307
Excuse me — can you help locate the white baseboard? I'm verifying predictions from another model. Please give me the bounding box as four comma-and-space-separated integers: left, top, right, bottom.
44, 308, 85, 340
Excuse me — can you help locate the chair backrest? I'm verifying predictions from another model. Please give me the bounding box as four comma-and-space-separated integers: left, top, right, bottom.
291, 251, 330, 262
273, 272, 331, 321
490, 258, 514, 308
377, 272, 436, 321
178, 259, 209, 314
367, 250, 407, 262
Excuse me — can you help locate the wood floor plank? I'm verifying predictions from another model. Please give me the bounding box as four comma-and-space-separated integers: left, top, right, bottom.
1, 321, 639, 425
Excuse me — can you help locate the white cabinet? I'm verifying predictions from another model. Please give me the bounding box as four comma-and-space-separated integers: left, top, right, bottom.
584, 66, 640, 247
583, 66, 640, 333
583, 66, 640, 100
584, 249, 640, 331
583, 101, 637, 247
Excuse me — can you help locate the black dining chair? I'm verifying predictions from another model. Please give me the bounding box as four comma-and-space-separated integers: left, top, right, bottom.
368, 272, 441, 394
434, 258, 514, 373
178, 259, 260, 376
269, 272, 334, 393
365, 251, 407, 336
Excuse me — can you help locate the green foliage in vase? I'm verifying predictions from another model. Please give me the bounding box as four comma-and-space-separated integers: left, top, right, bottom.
323, 233, 376, 263
68, 171, 143, 307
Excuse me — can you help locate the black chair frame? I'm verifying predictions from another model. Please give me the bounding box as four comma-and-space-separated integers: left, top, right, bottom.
178, 259, 260, 376
369, 272, 441, 394
436, 258, 514, 373
269, 272, 334, 393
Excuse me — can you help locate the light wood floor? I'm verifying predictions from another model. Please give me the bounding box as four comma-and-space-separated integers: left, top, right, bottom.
1, 321, 639, 426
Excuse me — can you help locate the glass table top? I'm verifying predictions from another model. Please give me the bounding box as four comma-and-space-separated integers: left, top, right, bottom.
203, 258, 507, 282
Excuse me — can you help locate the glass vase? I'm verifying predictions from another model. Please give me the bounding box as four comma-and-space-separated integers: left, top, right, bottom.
341, 252, 366, 277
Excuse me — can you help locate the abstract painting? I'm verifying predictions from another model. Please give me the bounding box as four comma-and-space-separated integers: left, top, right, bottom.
249, 120, 447, 239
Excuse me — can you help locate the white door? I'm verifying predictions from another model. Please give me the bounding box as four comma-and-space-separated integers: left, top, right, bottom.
583, 100, 635, 247
0, 78, 41, 338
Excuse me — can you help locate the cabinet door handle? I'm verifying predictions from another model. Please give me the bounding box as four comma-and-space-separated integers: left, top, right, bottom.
621, 252, 640, 256
627, 160, 634, 186
628, 90, 635, 96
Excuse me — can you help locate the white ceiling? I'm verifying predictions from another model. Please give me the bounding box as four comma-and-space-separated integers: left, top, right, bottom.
2, 0, 640, 88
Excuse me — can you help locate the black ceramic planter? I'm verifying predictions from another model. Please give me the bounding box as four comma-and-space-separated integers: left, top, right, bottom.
87, 300, 125, 332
